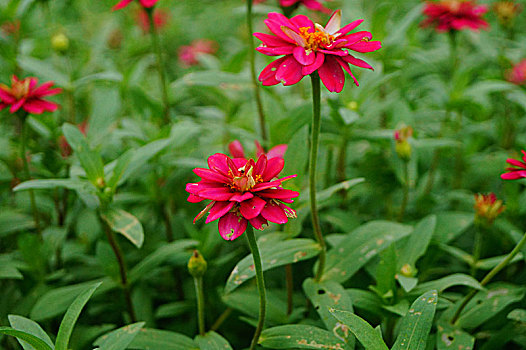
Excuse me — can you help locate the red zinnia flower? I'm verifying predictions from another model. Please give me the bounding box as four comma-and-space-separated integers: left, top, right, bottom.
474, 193, 504, 225
255, 10, 381, 92
228, 140, 287, 160
135, 8, 169, 33
186, 153, 299, 241
113, 0, 158, 11
0, 75, 61, 114
421, 0, 488, 32
178, 39, 218, 67
501, 150, 526, 180
506, 60, 526, 85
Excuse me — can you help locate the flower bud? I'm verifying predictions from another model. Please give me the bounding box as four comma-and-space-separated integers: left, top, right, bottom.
400, 263, 416, 277
188, 250, 207, 278
474, 193, 505, 226
493, 1, 522, 27
347, 101, 358, 111
96, 177, 105, 189
394, 126, 413, 161
51, 33, 69, 53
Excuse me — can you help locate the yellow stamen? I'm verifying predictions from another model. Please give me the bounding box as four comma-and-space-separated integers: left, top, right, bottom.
298, 27, 335, 51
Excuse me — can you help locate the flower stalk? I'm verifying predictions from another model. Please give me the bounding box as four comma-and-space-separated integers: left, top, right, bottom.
247, 0, 268, 143
451, 230, 526, 324
309, 73, 326, 282
245, 225, 266, 350
19, 114, 41, 236
146, 7, 170, 124
398, 160, 410, 221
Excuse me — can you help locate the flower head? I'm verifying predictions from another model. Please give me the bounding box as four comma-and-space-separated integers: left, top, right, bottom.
501, 150, 526, 180
474, 193, 505, 226
135, 8, 169, 33
493, 1, 522, 26
113, 0, 158, 11
0, 75, 61, 115
186, 153, 299, 241
228, 140, 287, 160
178, 39, 218, 67
421, 0, 488, 32
506, 60, 526, 85
255, 10, 381, 92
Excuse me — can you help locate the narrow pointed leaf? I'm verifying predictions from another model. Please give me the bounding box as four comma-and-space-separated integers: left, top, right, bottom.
259, 325, 347, 349
100, 208, 144, 248
329, 309, 389, 350
129, 328, 198, 349
0, 328, 53, 350
93, 322, 145, 350
195, 331, 233, 350
8, 315, 54, 350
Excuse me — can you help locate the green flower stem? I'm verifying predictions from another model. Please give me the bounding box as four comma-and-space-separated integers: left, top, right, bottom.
246, 0, 268, 143
398, 160, 409, 222
193, 276, 206, 336
147, 7, 170, 124
245, 225, 266, 350
211, 307, 233, 331
451, 230, 526, 325
101, 218, 137, 323
20, 117, 41, 236
470, 224, 484, 276
309, 72, 326, 282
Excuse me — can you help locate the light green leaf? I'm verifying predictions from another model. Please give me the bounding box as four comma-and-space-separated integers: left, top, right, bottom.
329, 309, 389, 350
398, 275, 419, 293
225, 238, 320, 293
106, 151, 133, 190
323, 221, 412, 282
14, 179, 96, 194
55, 282, 101, 350
0, 210, 35, 237
18, 56, 70, 87
8, 315, 54, 350
63, 123, 105, 186
0, 328, 53, 350
436, 323, 474, 350
433, 212, 473, 243
411, 274, 483, 296
391, 290, 438, 350
508, 309, 526, 322
259, 325, 347, 350
399, 215, 436, 268
194, 331, 233, 350
182, 71, 249, 88
73, 71, 122, 88
93, 322, 145, 350
100, 208, 144, 248
129, 328, 198, 349
303, 279, 354, 347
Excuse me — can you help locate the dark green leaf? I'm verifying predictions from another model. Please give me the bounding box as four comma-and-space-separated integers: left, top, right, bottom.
93, 322, 145, 350
129, 328, 198, 349
8, 315, 54, 350
329, 309, 389, 350
436, 323, 474, 350
194, 331, 233, 350
433, 212, 473, 243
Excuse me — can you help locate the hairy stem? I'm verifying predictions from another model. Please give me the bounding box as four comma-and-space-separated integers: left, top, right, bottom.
451, 231, 526, 324
247, 0, 268, 143
310, 73, 326, 282
246, 225, 266, 350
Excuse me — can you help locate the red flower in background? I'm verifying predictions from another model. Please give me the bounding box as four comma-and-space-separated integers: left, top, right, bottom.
178, 39, 218, 67
1, 20, 20, 37
507, 60, 526, 85
501, 150, 526, 180
135, 8, 169, 33
474, 193, 504, 225
255, 0, 331, 13
186, 153, 298, 241
0, 76, 61, 114
228, 140, 287, 160
113, 0, 158, 11
255, 10, 381, 92
421, 0, 488, 32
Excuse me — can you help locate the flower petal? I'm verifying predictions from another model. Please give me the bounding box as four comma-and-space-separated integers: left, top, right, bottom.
275, 56, 304, 86
318, 55, 345, 92
262, 157, 284, 181
302, 52, 325, 75
218, 213, 247, 240
261, 202, 288, 224
293, 46, 316, 66
206, 201, 235, 223
240, 196, 267, 219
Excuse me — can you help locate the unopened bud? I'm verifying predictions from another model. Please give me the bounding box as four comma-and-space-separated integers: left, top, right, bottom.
188, 250, 207, 278
347, 101, 358, 111
400, 263, 416, 277
95, 177, 105, 189
394, 126, 413, 161
51, 33, 69, 53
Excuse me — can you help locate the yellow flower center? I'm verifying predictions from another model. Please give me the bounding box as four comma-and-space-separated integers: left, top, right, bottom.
11, 79, 30, 100
299, 27, 335, 51
229, 165, 263, 192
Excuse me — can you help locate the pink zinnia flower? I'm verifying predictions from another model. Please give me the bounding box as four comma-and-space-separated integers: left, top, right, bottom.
474, 193, 504, 225
0, 75, 61, 114
255, 10, 381, 92
506, 60, 526, 85
135, 8, 169, 33
502, 150, 526, 180
178, 39, 218, 67
186, 153, 299, 241
228, 140, 287, 160
113, 0, 158, 11
421, 0, 488, 32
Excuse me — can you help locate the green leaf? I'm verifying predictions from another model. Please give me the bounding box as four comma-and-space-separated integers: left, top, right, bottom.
391, 290, 438, 350
0, 210, 35, 237
411, 274, 483, 296
328, 309, 389, 350
399, 215, 436, 268
323, 221, 413, 282
436, 323, 474, 350
93, 322, 145, 350
456, 283, 526, 329
225, 238, 320, 293
106, 151, 133, 190
14, 179, 96, 194
8, 315, 54, 350
182, 71, 249, 88
18, 56, 70, 88
259, 325, 347, 349
0, 328, 53, 350
100, 208, 144, 248
63, 123, 104, 186
73, 71, 123, 88
129, 328, 198, 349
194, 331, 233, 350
346, 289, 384, 316
397, 275, 419, 293
508, 309, 526, 322
55, 282, 101, 350
433, 212, 473, 243
303, 278, 355, 347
